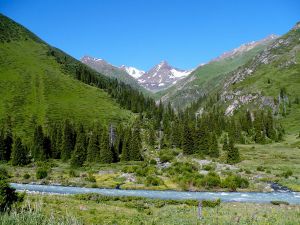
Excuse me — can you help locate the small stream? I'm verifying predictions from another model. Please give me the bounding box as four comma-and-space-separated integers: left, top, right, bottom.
10, 183, 300, 204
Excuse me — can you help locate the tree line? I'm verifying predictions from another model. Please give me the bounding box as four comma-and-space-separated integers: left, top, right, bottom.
0, 119, 143, 167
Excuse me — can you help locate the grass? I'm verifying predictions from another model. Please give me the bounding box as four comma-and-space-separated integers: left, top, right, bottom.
236, 134, 300, 191
1, 193, 299, 225
0, 40, 131, 144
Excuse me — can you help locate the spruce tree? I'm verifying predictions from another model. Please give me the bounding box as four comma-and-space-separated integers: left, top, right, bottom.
226, 136, 240, 164
3, 124, 13, 162
70, 126, 86, 167
121, 128, 131, 161
86, 125, 100, 163
61, 120, 75, 161
100, 127, 113, 163
129, 124, 143, 161
223, 135, 229, 152
182, 121, 194, 155
32, 125, 45, 161
0, 130, 5, 161
209, 132, 219, 158
11, 137, 29, 166
265, 110, 276, 140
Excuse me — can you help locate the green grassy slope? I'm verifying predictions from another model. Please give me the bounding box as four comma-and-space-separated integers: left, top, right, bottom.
0, 14, 131, 142
156, 42, 272, 109
225, 24, 300, 132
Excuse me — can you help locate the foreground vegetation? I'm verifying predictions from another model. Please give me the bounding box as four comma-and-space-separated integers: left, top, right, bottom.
0, 194, 299, 225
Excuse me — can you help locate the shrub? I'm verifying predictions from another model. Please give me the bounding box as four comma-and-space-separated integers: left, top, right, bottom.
159, 154, 174, 163
271, 200, 289, 205
68, 169, 78, 177
203, 164, 215, 171
256, 166, 265, 171
201, 172, 221, 188
0, 167, 9, 180
36, 168, 48, 179
0, 180, 22, 212
202, 198, 221, 207
281, 169, 293, 178
23, 173, 30, 179
222, 174, 249, 191
86, 173, 96, 183
149, 159, 157, 165
145, 175, 163, 186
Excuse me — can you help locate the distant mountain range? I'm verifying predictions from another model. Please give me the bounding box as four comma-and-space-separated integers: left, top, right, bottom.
81, 57, 193, 92
81, 35, 278, 95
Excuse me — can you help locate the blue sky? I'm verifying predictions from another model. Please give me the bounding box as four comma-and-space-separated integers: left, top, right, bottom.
1, 0, 299, 70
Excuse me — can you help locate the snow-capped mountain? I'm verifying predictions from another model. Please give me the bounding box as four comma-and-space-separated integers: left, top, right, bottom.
138, 61, 192, 92
120, 65, 145, 79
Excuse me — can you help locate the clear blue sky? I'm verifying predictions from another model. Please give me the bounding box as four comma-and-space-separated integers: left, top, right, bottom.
1, 0, 299, 70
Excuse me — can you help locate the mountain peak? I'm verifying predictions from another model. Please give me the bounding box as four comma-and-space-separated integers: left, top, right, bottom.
81, 55, 104, 63
292, 21, 300, 31
211, 34, 279, 62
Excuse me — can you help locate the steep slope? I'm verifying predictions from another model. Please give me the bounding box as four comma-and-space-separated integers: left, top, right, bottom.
220, 22, 300, 132
157, 35, 277, 108
81, 55, 149, 94
0, 14, 131, 142
138, 61, 192, 92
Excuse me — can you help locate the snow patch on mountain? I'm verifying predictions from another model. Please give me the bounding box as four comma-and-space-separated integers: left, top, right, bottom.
120, 66, 145, 79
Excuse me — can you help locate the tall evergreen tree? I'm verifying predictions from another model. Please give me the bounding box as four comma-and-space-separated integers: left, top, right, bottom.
86, 125, 101, 163
70, 126, 86, 167
32, 125, 45, 161
121, 128, 131, 161
182, 121, 194, 155
100, 127, 113, 163
223, 135, 229, 152
61, 120, 75, 161
11, 137, 29, 166
209, 132, 219, 158
226, 136, 240, 164
129, 124, 143, 161
0, 130, 5, 161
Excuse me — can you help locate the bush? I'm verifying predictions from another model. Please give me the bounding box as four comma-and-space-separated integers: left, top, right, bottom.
257, 166, 265, 171
36, 168, 48, 179
201, 172, 221, 188
0, 180, 22, 212
203, 164, 215, 171
145, 175, 163, 186
86, 173, 96, 183
222, 174, 249, 191
159, 154, 174, 163
281, 169, 293, 178
202, 198, 221, 207
0, 167, 9, 180
149, 159, 157, 165
68, 169, 78, 177
23, 173, 30, 179
271, 200, 289, 205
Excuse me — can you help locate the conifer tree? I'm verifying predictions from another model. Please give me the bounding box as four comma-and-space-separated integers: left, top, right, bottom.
11, 137, 29, 166
3, 120, 13, 161
223, 135, 229, 152
32, 125, 45, 161
70, 126, 86, 167
121, 128, 131, 161
182, 121, 194, 155
100, 127, 113, 163
209, 132, 219, 158
129, 124, 143, 161
86, 125, 101, 163
226, 136, 240, 164
0, 130, 5, 161
265, 110, 276, 140
61, 120, 75, 161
